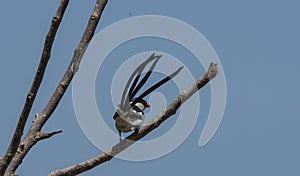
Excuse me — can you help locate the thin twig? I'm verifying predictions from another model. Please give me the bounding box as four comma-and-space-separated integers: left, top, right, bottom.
4, 0, 108, 175
49, 63, 218, 176
0, 0, 69, 174
35, 130, 63, 141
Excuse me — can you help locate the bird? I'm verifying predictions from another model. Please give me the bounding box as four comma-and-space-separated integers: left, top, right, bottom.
113, 98, 150, 138
113, 53, 183, 141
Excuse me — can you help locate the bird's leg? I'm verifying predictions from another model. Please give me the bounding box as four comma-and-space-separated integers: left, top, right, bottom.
119, 130, 122, 142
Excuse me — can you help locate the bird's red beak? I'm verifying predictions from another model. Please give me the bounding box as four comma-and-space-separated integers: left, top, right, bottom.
145, 103, 150, 108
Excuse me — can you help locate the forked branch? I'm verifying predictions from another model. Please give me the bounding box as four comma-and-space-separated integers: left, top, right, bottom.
4, 0, 108, 175
0, 0, 69, 174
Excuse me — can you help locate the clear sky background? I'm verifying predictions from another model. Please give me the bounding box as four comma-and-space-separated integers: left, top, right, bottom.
1, 0, 299, 175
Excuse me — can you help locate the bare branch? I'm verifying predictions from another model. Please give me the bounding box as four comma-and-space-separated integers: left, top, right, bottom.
35, 130, 63, 141
4, 0, 108, 175
49, 63, 218, 176
0, 0, 69, 174
38, 0, 107, 127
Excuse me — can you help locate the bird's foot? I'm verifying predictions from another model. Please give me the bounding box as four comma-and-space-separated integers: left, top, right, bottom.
134, 128, 140, 133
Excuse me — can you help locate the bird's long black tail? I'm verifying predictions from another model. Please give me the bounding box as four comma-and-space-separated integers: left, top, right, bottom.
134, 66, 184, 102
120, 53, 161, 110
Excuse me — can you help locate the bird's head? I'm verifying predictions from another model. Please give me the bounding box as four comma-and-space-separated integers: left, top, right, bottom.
131, 98, 150, 111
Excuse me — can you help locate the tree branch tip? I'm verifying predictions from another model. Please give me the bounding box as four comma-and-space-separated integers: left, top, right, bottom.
209, 62, 217, 69
208, 63, 218, 75
57, 130, 63, 133
50, 130, 63, 135
35, 130, 63, 141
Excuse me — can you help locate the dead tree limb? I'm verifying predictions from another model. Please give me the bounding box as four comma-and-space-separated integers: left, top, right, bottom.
0, 0, 69, 174
49, 63, 218, 176
4, 0, 108, 175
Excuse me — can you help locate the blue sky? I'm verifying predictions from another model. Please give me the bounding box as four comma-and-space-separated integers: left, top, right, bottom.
1, 0, 299, 175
